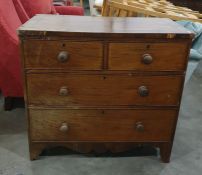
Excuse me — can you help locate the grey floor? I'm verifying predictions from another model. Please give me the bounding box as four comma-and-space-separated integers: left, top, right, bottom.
0, 61, 202, 175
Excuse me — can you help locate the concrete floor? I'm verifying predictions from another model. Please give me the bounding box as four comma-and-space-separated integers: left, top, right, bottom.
0, 61, 202, 175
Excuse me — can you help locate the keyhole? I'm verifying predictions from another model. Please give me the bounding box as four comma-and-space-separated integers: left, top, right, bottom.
62, 43, 66, 47
103, 76, 107, 80
146, 44, 150, 49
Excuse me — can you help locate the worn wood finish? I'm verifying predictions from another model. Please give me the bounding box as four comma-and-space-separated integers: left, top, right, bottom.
18, 15, 192, 39
24, 40, 103, 70
18, 15, 193, 162
29, 142, 171, 160
109, 42, 188, 71
30, 109, 177, 141
159, 142, 173, 163
27, 74, 183, 106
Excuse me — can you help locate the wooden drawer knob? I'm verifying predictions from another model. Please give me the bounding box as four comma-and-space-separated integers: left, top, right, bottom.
142, 54, 153, 64
59, 123, 69, 132
136, 122, 144, 132
138, 86, 149, 97
59, 86, 69, 96
57, 51, 69, 62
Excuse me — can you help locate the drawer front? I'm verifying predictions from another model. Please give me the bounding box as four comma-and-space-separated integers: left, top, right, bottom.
30, 109, 177, 141
27, 74, 183, 106
109, 42, 188, 71
23, 40, 103, 70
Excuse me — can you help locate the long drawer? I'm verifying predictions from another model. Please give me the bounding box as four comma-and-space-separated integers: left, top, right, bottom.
30, 109, 177, 142
27, 73, 183, 106
109, 42, 188, 71
23, 40, 103, 70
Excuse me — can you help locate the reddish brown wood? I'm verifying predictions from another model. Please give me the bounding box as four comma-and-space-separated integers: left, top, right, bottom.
23, 40, 103, 70
29, 109, 177, 141
29, 142, 172, 162
159, 142, 173, 163
30, 143, 46, 160
27, 73, 183, 106
18, 15, 193, 39
18, 16, 193, 162
109, 42, 188, 71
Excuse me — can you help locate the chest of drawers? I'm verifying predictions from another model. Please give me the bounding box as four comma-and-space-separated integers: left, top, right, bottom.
18, 15, 193, 162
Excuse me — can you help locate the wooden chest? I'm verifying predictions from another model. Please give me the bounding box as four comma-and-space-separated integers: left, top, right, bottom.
18, 15, 193, 162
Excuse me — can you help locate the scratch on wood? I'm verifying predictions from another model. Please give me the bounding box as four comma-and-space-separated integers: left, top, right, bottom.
43, 31, 47, 36
167, 34, 176, 39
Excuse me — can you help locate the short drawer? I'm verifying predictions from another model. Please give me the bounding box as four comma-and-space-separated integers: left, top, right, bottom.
108, 42, 188, 71
23, 40, 103, 70
30, 109, 177, 141
27, 73, 183, 106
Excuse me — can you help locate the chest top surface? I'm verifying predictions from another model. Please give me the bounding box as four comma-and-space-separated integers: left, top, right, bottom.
18, 15, 193, 39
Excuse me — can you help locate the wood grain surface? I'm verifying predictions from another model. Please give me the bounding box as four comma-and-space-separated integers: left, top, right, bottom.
18, 15, 193, 39
24, 40, 103, 70
30, 109, 177, 141
27, 73, 183, 106
109, 42, 188, 71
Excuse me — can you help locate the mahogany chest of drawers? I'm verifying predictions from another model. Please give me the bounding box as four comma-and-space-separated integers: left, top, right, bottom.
18, 15, 193, 162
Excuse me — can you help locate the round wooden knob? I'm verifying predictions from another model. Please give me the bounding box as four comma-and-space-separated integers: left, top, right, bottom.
136, 122, 144, 132
57, 51, 69, 62
138, 86, 149, 97
142, 54, 153, 64
59, 86, 69, 96
59, 123, 68, 132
